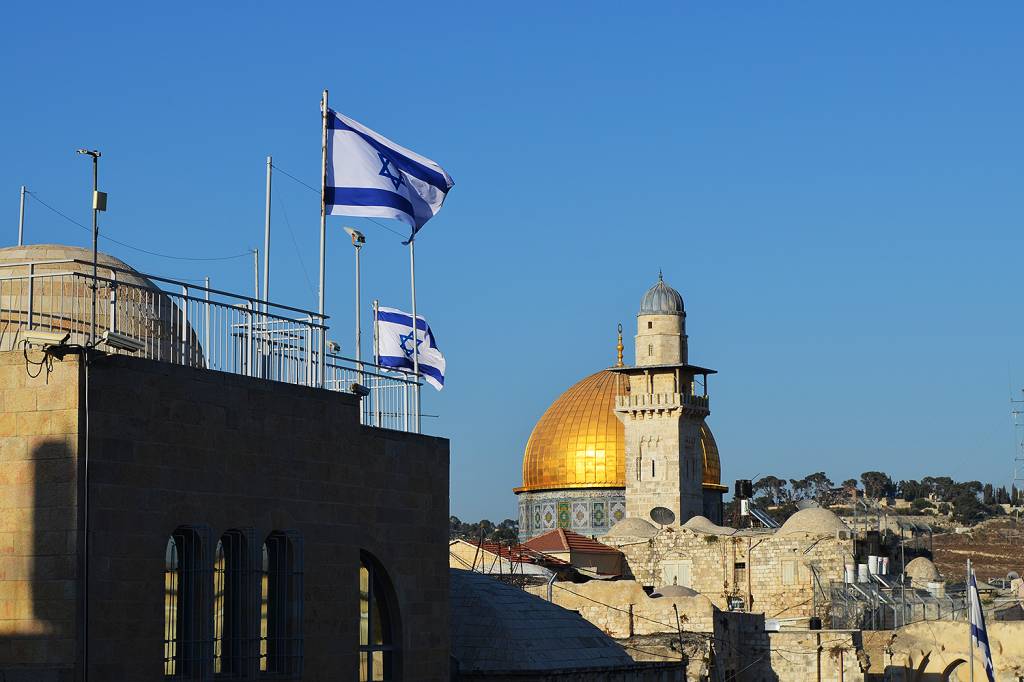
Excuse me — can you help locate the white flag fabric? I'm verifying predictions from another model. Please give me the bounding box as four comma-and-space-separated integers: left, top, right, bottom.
969, 569, 996, 682
375, 307, 446, 391
325, 109, 454, 238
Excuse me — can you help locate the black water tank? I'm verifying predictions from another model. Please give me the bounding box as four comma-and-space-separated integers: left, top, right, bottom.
809, 617, 822, 630
735, 479, 753, 499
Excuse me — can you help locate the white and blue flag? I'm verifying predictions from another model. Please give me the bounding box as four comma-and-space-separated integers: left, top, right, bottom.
375, 307, 446, 391
969, 569, 996, 682
326, 109, 454, 239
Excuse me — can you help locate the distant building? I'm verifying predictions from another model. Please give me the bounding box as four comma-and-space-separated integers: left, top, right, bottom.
521, 529, 624, 576
514, 275, 727, 541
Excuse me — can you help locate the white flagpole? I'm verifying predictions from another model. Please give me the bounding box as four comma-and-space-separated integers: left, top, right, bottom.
968, 558, 974, 682
317, 90, 329, 386
263, 155, 272, 312
409, 237, 420, 432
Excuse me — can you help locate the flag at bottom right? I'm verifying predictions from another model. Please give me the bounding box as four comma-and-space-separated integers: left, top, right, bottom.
969, 569, 996, 682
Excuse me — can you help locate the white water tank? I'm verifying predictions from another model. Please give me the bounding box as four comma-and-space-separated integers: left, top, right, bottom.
844, 564, 856, 583
858, 563, 869, 583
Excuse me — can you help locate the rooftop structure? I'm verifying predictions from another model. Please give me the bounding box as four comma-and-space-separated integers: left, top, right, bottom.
0, 244, 420, 431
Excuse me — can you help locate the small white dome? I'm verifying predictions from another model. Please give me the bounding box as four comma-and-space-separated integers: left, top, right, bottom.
778, 508, 850, 536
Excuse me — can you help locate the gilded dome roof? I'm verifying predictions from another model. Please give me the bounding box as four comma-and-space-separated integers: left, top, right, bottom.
515, 370, 725, 493
639, 272, 684, 315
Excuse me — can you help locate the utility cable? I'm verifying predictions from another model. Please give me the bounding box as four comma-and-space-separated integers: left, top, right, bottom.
26, 191, 252, 262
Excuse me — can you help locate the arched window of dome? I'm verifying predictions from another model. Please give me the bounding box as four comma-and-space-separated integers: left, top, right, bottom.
260, 531, 303, 675
359, 551, 400, 681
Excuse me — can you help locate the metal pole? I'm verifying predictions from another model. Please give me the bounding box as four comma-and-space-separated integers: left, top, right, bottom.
18, 185, 26, 246
373, 298, 381, 427
90, 155, 99, 346
253, 248, 260, 301
409, 237, 420, 432
263, 155, 272, 313
317, 89, 329, 387
968, 558, 974, 682
354, 240, 363, 388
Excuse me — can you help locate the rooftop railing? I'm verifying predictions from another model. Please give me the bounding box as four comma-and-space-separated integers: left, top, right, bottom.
0, 258, 420, 432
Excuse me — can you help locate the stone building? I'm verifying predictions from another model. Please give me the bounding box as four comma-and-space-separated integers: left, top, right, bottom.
515, 275, 727, 541
602, 508, 856, 618
0, 245, 450, 681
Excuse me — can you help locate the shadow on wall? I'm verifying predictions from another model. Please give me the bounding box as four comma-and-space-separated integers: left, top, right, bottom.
0, 437, 79, 682
867, 658, 968, 682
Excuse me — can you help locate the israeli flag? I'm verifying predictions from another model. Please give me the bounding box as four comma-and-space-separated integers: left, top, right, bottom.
326, 109, 454, 238
375, 307, 446, 391
969, 569, 996, 682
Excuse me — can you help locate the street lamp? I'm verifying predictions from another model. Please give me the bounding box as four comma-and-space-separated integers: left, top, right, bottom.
343, 227, 366, 368
76, 149, 105, 346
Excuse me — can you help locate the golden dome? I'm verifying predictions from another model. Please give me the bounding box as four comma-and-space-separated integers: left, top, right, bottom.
515, 370, 726, 493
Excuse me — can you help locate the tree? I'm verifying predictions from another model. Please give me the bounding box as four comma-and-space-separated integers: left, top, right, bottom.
952, 493, 987, 525
983, 483, 994, 505
911, 498, 934, 513
860, 471, 894, 500
898, 480, 924, 501
937, 502, 951, 515
753, 476, 790, 507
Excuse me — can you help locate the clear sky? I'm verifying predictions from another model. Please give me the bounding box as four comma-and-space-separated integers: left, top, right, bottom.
4, 3, 1023, 522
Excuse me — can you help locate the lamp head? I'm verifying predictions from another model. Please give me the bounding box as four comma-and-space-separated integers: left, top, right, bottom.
76, 149, 101, 158
344, 226, 365, 246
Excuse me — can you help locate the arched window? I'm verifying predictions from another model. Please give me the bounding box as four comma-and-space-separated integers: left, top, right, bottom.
165, 527, 208, 679
213, 529, 253, 676
359, 552, 399, 681
260, 531, 303, 676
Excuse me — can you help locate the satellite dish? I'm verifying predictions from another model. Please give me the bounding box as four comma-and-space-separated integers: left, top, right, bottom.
650, 507, 676, 526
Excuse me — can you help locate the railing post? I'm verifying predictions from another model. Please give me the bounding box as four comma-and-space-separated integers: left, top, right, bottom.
204, 278, 210, 370
27, 264, 34, 329
108, 269, 117, 334
181, 286, 189, 366
246, 304, 254, 377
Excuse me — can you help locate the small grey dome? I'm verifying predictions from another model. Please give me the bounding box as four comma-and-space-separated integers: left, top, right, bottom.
639, 272, 684, 315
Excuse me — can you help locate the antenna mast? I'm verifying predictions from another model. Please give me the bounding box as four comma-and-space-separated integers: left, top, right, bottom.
1012, 389, 1024, 520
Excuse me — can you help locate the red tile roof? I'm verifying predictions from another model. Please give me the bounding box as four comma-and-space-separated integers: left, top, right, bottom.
459, 540, 571, 568
522, 529, 622, 555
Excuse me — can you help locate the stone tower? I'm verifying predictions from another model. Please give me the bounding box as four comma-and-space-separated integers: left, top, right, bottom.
613, 274, 714, 527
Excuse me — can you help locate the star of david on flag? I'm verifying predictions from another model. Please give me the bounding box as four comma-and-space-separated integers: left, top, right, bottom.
325, 109, 454, 239
375, 306, 446, 391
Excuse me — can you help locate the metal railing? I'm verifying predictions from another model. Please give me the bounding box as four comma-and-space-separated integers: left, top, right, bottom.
0, 258, 420, 431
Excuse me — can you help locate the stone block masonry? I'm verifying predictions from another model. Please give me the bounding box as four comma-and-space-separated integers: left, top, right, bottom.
0, 349, 450, 681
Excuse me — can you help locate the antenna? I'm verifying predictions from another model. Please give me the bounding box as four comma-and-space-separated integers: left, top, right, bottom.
1012, 388, 1024, 520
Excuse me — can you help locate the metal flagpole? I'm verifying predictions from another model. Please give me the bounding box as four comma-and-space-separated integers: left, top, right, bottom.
317, 89, 329, 387
968, 558, 974, 682
373, 299, 381, 427
18, 186, 26, 246
263, 155, 272, 312
409, 237, 420, 433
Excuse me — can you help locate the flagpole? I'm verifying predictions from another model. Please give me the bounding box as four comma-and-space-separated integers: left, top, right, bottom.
409, 236, 420, 433
263, 155, 272, 313
968, 558, 974, 682
373, 298, 381, 428
318, 89, 329, 387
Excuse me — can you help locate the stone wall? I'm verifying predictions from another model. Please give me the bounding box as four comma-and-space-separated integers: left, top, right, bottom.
456, 662, 685, 682
766, 631, 864, 682
0, 350, 450, 681
862, 621, 1024, 681
605, 526, 854, 618
0, 350, 82, 680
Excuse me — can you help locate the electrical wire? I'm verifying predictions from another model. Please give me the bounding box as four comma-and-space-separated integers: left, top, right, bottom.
275, 192, 317, 299
270, 163, 410, 240
26, 191, 253, 262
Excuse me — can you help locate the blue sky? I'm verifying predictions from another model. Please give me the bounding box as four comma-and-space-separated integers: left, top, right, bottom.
4, 4, 1023, 521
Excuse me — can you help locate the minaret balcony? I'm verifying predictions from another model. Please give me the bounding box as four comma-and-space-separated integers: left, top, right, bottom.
614, 392, 709, 417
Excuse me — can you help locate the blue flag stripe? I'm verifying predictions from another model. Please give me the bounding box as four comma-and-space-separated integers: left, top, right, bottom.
325, 187, 416, 219
328, 112, 453, 193
376, 310, 430, 334
379, 355, 445, 386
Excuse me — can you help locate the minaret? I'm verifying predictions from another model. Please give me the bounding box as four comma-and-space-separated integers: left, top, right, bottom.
613, 273, 714, 526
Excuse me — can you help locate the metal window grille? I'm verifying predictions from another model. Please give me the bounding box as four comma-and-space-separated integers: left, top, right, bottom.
359, 553, 397, 682
260, 532, 304, 677
165, 527, 211, 680
213, 529, 258, 679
